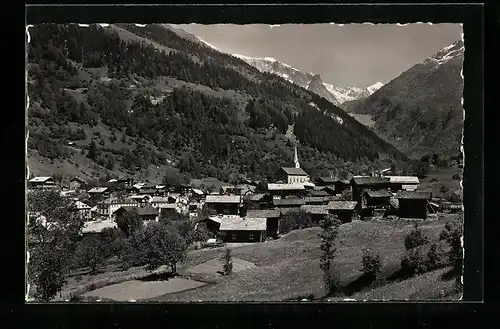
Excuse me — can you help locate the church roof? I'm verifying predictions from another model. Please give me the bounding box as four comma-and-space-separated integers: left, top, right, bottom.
280, 167, 309, 176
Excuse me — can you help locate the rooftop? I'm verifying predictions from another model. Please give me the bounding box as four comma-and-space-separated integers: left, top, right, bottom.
273, 198, 306, 206
219, 217, 267, 231
365, 190, 393, 198
395, 191, 432, 200
137, 206, 159, 216
71, 201, 91, 210
29, 176, 54, 183
327, 201, 358, 210
351, 176, 390, 186
386, 176, 420, 184
300, 205, 329, 215
81, 220, 117, 233
88, 187, 109, 194
268, 183, 305, 191
205, 195, 241, 203
280, 167, 309, 176
304, 196, 330, 204
246, 209, 281, 218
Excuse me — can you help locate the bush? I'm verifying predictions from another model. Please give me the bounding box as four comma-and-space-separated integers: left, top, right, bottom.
220, 247, 233, 276
426, 242, 448, 270
401, 246, 428, 276
451, 173, 461, 180
361, 249, 382, 279
404, 223, 430, 250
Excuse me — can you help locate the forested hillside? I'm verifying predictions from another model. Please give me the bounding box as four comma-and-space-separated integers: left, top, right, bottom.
27, 24, 408, 184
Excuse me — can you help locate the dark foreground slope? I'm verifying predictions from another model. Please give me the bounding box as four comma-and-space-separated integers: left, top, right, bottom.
27, 24, 407, 184
348, 41, 464, 159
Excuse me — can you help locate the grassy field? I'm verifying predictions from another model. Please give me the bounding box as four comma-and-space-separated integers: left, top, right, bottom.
148, 218, 454, 302
418, 166, 462, 199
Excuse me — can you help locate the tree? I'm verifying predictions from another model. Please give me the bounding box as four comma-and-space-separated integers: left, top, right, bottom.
404, 222, 430, 250
73, 235, 107, 274
339, 189, 352, 201
439, 219, 464, 285
106, 157, 115, 171
361, 249, 382, 279
115, 209, 143, 237
134, 221, 187, 273
318, 214, 342, 296
220, 247, 233, 275
27, 190, 85, 301
87, 140, 97, 160
279, 209, 313, 234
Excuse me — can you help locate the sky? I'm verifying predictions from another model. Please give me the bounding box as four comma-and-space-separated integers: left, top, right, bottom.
172, 23, 462, 88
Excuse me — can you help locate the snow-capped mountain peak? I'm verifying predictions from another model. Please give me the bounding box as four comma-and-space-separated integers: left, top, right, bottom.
424, 40, 464, 67
367, 82, 384, 94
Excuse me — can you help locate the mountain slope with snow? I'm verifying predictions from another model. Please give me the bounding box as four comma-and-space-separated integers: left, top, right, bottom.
233, 53, 383, 106
349, 40, 464, 158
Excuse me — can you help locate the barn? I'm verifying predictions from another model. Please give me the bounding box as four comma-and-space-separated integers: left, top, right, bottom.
326, 201, 358, 223
219, 217, 267, 243
246, 209, 282, 238
395, 191, 432, 219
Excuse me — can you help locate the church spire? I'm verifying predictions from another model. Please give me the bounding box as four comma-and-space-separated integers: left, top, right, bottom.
294, 145, 300, 169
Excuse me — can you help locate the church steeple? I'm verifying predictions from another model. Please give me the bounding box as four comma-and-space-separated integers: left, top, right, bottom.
294, 145, 300, 169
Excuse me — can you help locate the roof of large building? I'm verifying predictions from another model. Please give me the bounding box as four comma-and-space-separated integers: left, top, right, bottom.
137, 206, 159, 216
386, 176, 420, 184
300, 205, 329, 215
327, 201, 358, 210
351, 176, 390, 186
29, 176, 54, 183
150, 196, 170, 203
365, 190, 393, 198
280, 167, 309, 176
267, 183, 305, 191
219, 216, 267, 231
273, 198, 306, 206
205, 195, 241, 203
395, 191, 432, 200
244, 193, 267, 202
304, 196, 330, 204
308, 190, 329, 197
246, 209, 281, 218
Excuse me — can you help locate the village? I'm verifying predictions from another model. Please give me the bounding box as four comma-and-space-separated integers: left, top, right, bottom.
28, 146, 463, 245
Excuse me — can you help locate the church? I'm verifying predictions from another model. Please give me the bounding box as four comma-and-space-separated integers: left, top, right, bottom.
275, 146, 310, 184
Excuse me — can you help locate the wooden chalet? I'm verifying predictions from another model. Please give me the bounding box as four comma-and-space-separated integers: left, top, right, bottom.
219, 216, 267, 243
243, 193, 271, 210
204, 194, 241, 215
28, 176, 57, 189
326, 201, 358, 223
304, 196, 330, 205
361, 189, 393, 218
386, 176, 419, 192
220, 185, 242, 195
69, 177, 87, 191
300, 205, 329, 223
88, 187, 111, 200
109, 198, 141, 220
272, 198, 306, 209
350, 176, 390, 206
395, 191, 432, 219
246, 209, 281, 238
69, 200, 92, 220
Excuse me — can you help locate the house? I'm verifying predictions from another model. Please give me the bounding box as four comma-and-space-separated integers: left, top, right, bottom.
28, 176, 57, 189
204, 195, 241, 215
326, 201, 358, 223
246, 209, 281, 238
236, 184, 256, 195
191, 188, 205, 202
386, 176, 419, 192
69, 177, 87, 191
219, 216, 267, 243
361, 190, 394, 218
69, 201, 92, 220
307, 189, 329, 197
109, 198, 140, 220
196, 216, 223, 236
117, 177, 134, 187
158, 203, 179, 218
272, 198, 306, 209
129, 194, 152, 204
137, 206, 160, 222
149, 196, 170, 209
220, 185, 242, 195
88, 187, 110, 200
350, 176, 390, 206
300, 205, 329, 223
96, 198, 112, 219
333, 180, 350, 194
243, 193, 270, 210
267, 183, 306, 199
315, 177, 338, 186
395, 191, 432, 219
276, 167, 310, 184
138, 187, 161, 196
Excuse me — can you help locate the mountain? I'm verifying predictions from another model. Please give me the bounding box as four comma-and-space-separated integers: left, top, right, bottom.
348, 40, 464, 158
26, 23, 407, 185
232, 54, 383, 106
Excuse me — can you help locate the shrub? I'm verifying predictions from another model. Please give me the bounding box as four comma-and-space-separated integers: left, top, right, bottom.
440, 220, 464, 279
404, 223, 430, 250
361, 249, 382, 279
220, 247, 233, 276
451, 173, 461, 180
426, 242, 448, 270
401, 246, 428, 276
